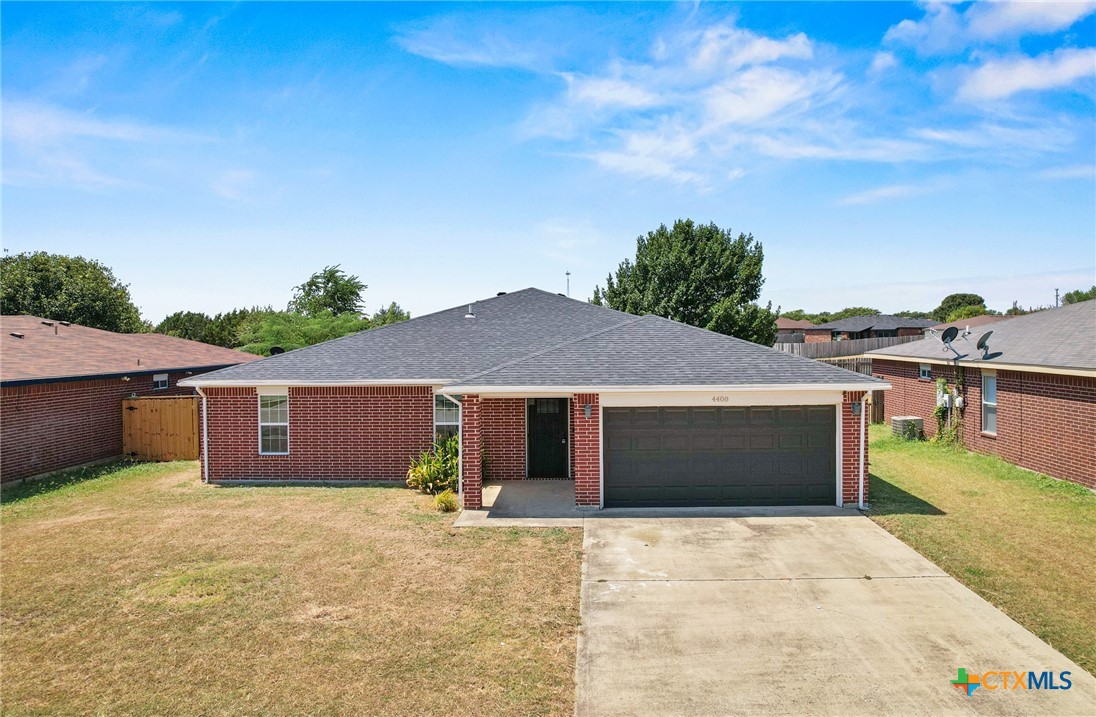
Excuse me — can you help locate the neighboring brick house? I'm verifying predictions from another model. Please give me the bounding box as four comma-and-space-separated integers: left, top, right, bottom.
181, 289, 887, 510
869, 300, 1096, 489
804, 315, 936, 343
775, 317, 814, 342
1, 316, 258, 482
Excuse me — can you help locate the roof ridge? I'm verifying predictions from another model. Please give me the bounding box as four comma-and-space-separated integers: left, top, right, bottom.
449, 314, 647, 385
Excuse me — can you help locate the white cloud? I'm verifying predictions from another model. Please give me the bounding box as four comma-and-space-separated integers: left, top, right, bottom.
869, 51, 897, 74
703, 67, 840, 127
3, 101, 190, 146
966, 1, 1096, 39
394, 13, 564, 71
885, 1, 1096, 54
562, 73, 661, 109
1038, 164, 1095, 180
839, 183, 932, 206
958, 48, 1096, 101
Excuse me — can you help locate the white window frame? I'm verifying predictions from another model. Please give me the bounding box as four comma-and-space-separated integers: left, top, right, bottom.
152, 373, 169, 390
258, 391, 290, 455
981, 371, 997, 435
918, 364, 931, 380
434, 394, 460, 439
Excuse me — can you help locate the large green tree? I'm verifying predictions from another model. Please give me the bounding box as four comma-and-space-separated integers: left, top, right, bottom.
894, 310, 932, 319
370, 301, 410, 327
828, 306, 880, 322
591, 220, 778, 345
0, 252, 146, 332
945, 304, 989, 322
288, 265, 366, 317
1062, 285, 1096, 305
237, 310, 371, 356
156, 311, 213, 342
932, 293, 985, 322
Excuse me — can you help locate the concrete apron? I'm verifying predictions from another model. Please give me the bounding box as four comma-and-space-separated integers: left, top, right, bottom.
575, 514, 1096, 717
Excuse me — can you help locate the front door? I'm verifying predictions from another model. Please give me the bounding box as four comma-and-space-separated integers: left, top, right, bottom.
527, 398, 568, 478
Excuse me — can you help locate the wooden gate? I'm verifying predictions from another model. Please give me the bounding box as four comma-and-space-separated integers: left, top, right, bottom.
122, 396, 200, 461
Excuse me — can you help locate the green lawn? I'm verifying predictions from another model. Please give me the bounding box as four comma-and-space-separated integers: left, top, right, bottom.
1, 462, 583, 716
867, 425, 1096, 674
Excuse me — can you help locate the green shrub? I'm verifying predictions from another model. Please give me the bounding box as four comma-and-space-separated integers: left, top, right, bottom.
435, 489, 459, 513
406, 435, 459, 495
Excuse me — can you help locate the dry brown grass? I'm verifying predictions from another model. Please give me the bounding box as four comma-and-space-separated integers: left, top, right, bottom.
1, 463, 583, 716
867, 425, 1096, 674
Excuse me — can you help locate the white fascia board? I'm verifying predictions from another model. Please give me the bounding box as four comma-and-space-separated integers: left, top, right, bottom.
440, 382, 891, 395
601, 390, 845, 407
869, 355, 1096, 378
177, 378, 453, 388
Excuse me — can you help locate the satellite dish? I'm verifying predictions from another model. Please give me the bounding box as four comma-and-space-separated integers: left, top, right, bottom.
269, 346, 285, 355
976, 331, 993, 351
941, 326, 959, 344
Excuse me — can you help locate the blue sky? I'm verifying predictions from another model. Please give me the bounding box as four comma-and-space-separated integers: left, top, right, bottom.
3, 2, 1094, 324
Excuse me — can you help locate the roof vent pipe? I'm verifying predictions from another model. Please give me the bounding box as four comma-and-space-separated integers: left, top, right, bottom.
465, 304, 475, 319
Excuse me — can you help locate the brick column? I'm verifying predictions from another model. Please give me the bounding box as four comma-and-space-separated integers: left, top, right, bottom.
461, 394, 483, 509
841, 391, 868, 506
572, 393, 601, 508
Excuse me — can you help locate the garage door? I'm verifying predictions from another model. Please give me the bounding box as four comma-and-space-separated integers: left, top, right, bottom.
603, 405, 836, 507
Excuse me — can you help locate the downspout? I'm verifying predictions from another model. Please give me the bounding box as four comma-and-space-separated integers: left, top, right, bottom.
439, 392, 463, 501
859, 390, 871, 510
196, 386, 209, 483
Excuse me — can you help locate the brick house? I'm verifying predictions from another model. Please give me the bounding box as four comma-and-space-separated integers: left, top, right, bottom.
1, 316, 258, 482
181, 289, 887, 510
775, 317, 814, 341
804, 315, 936, 343
869, 300, 1096, 489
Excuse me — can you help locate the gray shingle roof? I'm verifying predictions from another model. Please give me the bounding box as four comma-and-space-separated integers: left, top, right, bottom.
185, 288, 883, 389
868, 300, 1096, 371
446, 315, 887, 388
810, 315, 937, 332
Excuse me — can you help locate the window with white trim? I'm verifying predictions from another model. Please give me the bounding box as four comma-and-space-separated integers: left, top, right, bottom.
434, 394, 460, 440
981, 372, 997, 435
152, 373, 169, 390
919, 364, 931, 380
259, 394, 289, 454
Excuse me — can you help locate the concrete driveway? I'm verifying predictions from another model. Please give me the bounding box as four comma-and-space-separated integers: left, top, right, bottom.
576, 509, 1096, 716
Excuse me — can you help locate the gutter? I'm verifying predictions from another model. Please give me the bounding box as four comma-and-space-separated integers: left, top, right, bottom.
439, 392, 463, 502
196, 386, 210, 483
859, 389, 871, 511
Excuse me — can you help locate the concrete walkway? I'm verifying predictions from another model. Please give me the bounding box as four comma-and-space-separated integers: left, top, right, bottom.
576, 513, 1096, 717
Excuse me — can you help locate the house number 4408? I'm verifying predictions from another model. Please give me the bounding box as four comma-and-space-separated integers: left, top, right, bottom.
711, 395, 730, 403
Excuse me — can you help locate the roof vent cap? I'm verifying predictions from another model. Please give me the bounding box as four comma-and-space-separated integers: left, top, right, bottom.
9, 332, 25, 339
496, 292, 506, 296
464, 304, 476, 319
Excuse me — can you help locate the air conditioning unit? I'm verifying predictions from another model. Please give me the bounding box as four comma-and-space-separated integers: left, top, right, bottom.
892, 416, 924, 440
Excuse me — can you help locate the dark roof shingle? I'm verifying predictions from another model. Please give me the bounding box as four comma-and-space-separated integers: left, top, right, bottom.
810, 315, 937, 332
184, 289, 882, 389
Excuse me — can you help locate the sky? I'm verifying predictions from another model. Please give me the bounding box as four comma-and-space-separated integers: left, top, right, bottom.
3, 1, 1095, 324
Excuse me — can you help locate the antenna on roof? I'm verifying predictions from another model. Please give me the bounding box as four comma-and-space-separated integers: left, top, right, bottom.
566, 270, 571, 298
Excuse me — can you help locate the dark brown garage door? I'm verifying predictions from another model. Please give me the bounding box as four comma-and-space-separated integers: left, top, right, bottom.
603, 405, 836, 507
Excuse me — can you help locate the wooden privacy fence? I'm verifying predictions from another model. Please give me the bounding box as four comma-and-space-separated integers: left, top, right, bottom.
122, 396, 200, 461
773, 334, 923, 359
819, 357, 885, 423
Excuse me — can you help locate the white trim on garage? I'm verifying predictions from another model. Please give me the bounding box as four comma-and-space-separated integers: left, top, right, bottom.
600, 390, 844, 408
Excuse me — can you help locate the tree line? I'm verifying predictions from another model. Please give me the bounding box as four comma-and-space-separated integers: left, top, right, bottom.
0, 253, 407, 356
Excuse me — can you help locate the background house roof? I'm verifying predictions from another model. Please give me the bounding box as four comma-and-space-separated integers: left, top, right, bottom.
868, 300, 1095, 371
445, 314, 888, 389
185, 288, 882, 389
1, 315, 259, 384
809, 315, 937, 332
776, 317, 815, 330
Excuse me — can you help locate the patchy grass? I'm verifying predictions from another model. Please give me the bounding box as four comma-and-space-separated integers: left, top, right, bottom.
867, 425, 1096, 674
1, 462, 583, 716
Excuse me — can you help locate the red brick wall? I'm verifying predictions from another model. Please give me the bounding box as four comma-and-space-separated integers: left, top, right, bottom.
841, 391, 869, 506
875, 359, 1096, 489
572, 393, 600, 507
201, 385, 433, 482
1, 371, 194, 482
461, 394, 482, 509
804, 330, 832, 343
897, 328, 925, 338
481, 398, 525, 480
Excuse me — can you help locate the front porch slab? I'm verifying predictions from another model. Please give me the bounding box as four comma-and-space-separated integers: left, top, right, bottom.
454, 480, 586, 527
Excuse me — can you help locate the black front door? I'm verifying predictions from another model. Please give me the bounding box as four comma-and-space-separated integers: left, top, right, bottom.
527, 398, 568, 478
